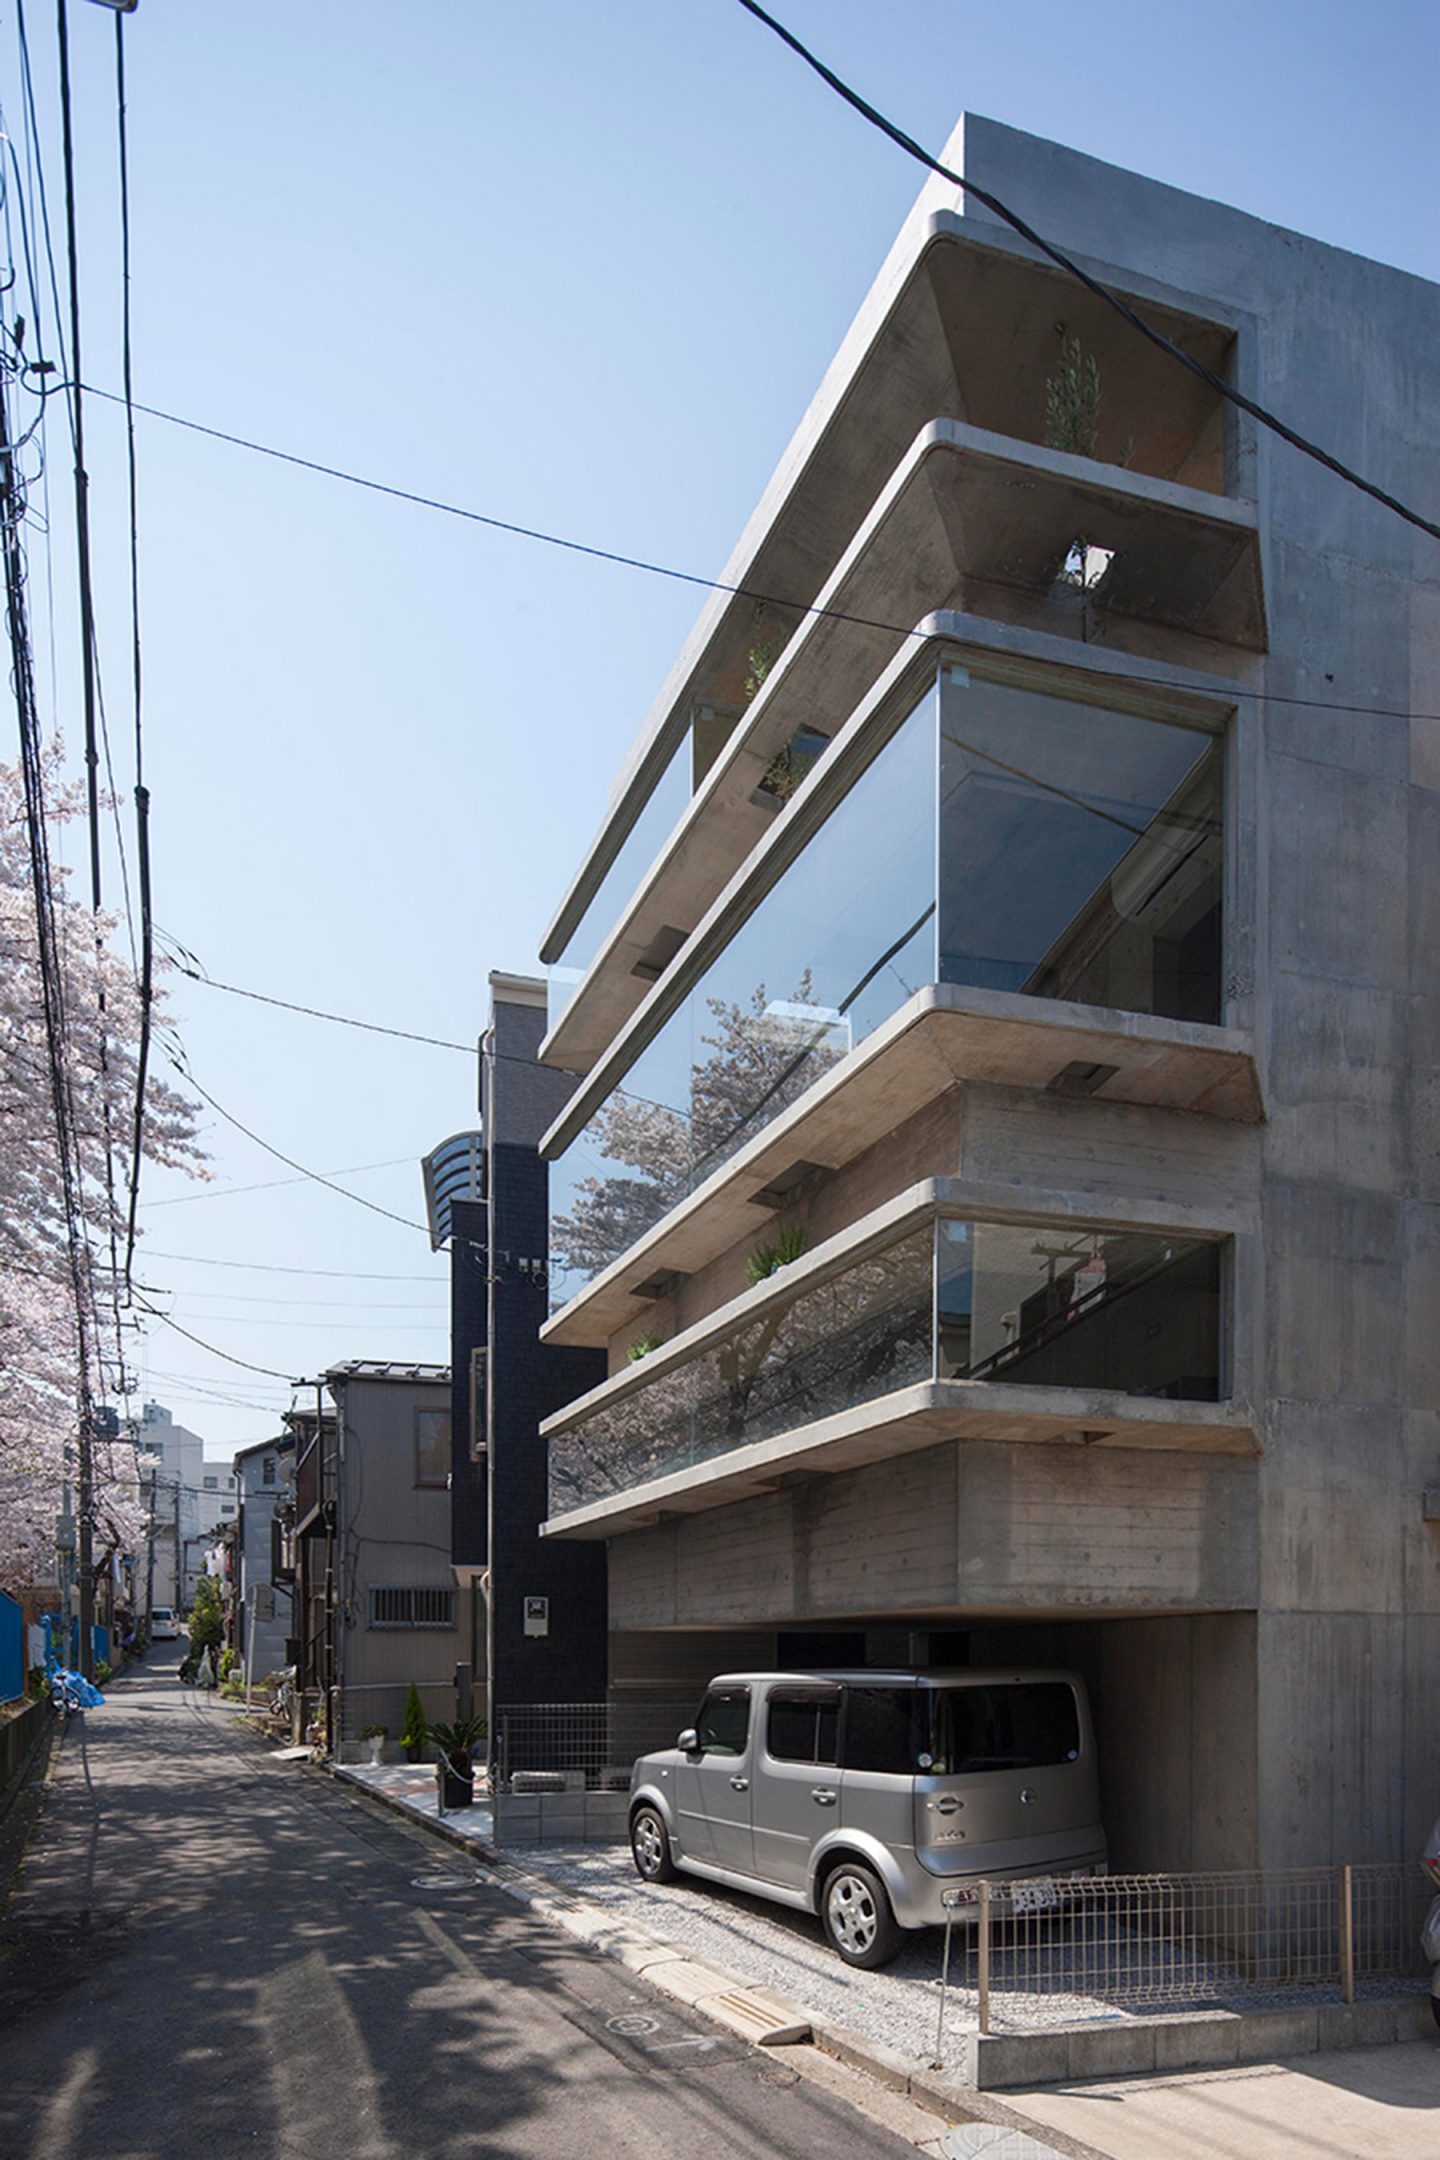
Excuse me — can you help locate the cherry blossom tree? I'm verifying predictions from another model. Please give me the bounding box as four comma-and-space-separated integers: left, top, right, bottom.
0, 752, 204, 1590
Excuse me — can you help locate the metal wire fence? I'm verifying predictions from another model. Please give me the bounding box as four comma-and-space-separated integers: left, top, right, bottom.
938, 1865, 1428, 2034
494, 1698, 695, 1792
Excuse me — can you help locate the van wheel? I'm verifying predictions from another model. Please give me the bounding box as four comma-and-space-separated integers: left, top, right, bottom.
630, 1805, 677, 1884
821, 1861, 901, 1969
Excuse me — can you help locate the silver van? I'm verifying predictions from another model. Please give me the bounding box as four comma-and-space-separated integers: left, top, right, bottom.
628, 1668, 1107, 1967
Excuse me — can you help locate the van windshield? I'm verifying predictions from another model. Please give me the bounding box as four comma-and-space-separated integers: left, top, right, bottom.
931, 1683, 1080, 1774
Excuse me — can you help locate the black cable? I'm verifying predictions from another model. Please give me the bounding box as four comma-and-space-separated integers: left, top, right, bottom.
131, 1297, 296, 1382
161, 1045, 431, 1236
164, 956, 473, 1054
115, 7, 151, 1300
78, 380, 1440, 727
140, 1249, 441, 1282
55, 0, 102, 909
734, 0, 1440, 547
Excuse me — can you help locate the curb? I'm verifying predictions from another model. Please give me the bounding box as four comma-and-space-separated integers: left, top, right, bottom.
324, 1760, 978, 2119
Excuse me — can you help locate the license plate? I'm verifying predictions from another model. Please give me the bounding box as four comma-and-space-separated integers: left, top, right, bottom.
1010, 1878, 1058, 1913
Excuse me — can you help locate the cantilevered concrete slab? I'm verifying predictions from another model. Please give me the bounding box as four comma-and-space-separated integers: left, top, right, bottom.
541, 982, 1261, 1349
543, 1379, 1257, 1542
540, 212, 1254, 1010
542, 443, 1264, 1076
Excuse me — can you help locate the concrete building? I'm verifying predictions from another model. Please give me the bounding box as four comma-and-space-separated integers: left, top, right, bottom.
534, 117, 1440, 1874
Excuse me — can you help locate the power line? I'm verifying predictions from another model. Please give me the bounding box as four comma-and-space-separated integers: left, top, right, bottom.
115, 3, 152, 1301
734, 1, 1440, 549
159, 947, 473, 1053
137, 1154, 416, 1210
132, 1296, 297, 1382
79, 380, 1440, 726
161, 1045, 431, 1236
138, 1249, 442, 1282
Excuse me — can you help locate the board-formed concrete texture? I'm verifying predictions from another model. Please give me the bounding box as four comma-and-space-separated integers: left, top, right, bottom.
537, 114, 1440, 1879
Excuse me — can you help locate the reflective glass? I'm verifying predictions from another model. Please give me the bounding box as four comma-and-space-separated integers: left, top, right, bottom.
936, 1218, 1220, 1399
939, 675, 1222, 1023
547, 1212, 1224, 1520
548, 678, 939, 1309
546, 728, 692, 1024
547, 1227, 934, 1514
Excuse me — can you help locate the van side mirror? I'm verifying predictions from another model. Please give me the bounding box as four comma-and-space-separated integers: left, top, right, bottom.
677, 1728, 699, 1754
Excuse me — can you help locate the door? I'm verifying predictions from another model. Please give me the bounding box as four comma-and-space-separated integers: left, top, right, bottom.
672, 1685, 754, 1873
751, 1685, 842, 1893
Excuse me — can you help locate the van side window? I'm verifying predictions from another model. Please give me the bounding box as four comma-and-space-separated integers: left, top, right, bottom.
695, 1688, 750, 1757
767, 1689, 840, 1765
841, 1686, 924, 1772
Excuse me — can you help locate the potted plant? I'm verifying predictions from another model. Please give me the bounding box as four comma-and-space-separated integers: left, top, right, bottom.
426, 1714, 488, 1813
361, 1722, 387, 1767
401, 1682, 427, 1763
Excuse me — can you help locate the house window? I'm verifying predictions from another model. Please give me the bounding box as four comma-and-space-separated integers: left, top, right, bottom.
416, 1408, 451, 1488
262, 1456, 276, 1487
203, 1475, 218, 1490
369, 1586, 455, 1630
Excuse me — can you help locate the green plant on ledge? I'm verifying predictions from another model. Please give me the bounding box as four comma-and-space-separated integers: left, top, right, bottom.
628, 1333, 664, 1362
747, 1221, 809, 1286
361, 1722, 388, 1743
401, 1682, 428, 1761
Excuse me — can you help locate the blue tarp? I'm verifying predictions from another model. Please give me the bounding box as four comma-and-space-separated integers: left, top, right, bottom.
0, 1590, 23, 1704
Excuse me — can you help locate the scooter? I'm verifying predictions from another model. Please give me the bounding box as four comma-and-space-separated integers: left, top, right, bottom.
1422, 1816, 1440, 2029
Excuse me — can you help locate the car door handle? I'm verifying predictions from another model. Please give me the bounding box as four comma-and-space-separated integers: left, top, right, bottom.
811, 1787, 837, 1805
730, 1775, 749, 1792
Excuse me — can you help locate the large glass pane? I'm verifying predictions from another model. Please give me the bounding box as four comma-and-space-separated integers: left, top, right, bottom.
547, 1227, 934, 1514
937, 1218, 1220, 1399
549, 678, 939, 1309
939, 675, 1222, 1023
547, 728, 692, 1023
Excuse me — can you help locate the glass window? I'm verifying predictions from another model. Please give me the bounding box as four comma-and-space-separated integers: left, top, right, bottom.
939, 673, 1221, 1024
937, 1218, 1220, 1400
695, 1687, 750, 1757
550, 678, 938, 1309
547, 730, 693, 1023
415, 1409, 451, 1488
262, 1457, 276, 1487
767, 1689, 841, 1765
932, 1683, 1080, 1774
841, 1686, 925, 1773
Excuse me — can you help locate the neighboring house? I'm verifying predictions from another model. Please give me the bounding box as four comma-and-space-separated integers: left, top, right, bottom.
533, 117, 1440, 1875
231, 1435, 295, 1679
290, 1363, 455, 1759
421, 974, 608, 1755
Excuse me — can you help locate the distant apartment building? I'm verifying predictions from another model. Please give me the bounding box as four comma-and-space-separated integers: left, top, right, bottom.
139, 1402, 234, 1611
533, 118, 1440, 1873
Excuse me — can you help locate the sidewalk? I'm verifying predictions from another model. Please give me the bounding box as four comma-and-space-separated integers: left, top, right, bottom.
328, 1755, 1439, 2154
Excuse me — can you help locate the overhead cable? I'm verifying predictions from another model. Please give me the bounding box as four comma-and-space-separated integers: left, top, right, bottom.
734, 0, 1440, 546
80, 382, 1440, 725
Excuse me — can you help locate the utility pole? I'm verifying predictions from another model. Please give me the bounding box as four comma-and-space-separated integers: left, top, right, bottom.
143, 1465, 157, 1636
76, 1404, 95, 1679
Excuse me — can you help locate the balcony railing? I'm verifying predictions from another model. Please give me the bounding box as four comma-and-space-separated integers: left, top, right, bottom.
547, 1215, 1221, 1519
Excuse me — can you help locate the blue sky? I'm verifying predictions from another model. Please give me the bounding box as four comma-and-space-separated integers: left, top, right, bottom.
16, 0, 1438, 1453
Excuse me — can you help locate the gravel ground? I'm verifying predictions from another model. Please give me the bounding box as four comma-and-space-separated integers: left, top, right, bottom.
510, 1842, 1429, 2067
515, 1840, 1042, 2066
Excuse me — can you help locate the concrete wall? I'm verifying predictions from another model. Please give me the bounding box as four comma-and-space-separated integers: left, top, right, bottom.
560, 119, 1440, 1877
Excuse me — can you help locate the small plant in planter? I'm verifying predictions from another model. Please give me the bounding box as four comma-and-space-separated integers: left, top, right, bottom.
426, 1714, 488, 1813
628, 1333, 664, 1363
361, 1722, 388, 1767
401, 1682, 428, 1762
747, 1221, 809, 1287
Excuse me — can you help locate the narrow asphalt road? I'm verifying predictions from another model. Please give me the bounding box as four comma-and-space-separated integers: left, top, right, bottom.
0, 1651, 922, 2160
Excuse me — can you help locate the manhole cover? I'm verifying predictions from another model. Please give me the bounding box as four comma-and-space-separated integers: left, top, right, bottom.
942, 2129, 1073, 2160
411, 1875, 477, 1891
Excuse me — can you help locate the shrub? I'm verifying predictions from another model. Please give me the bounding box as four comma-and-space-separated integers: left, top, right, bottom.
401, 1683, 428, 1759
747, 1221, 808, 1285
95, 1660, 112, 1686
